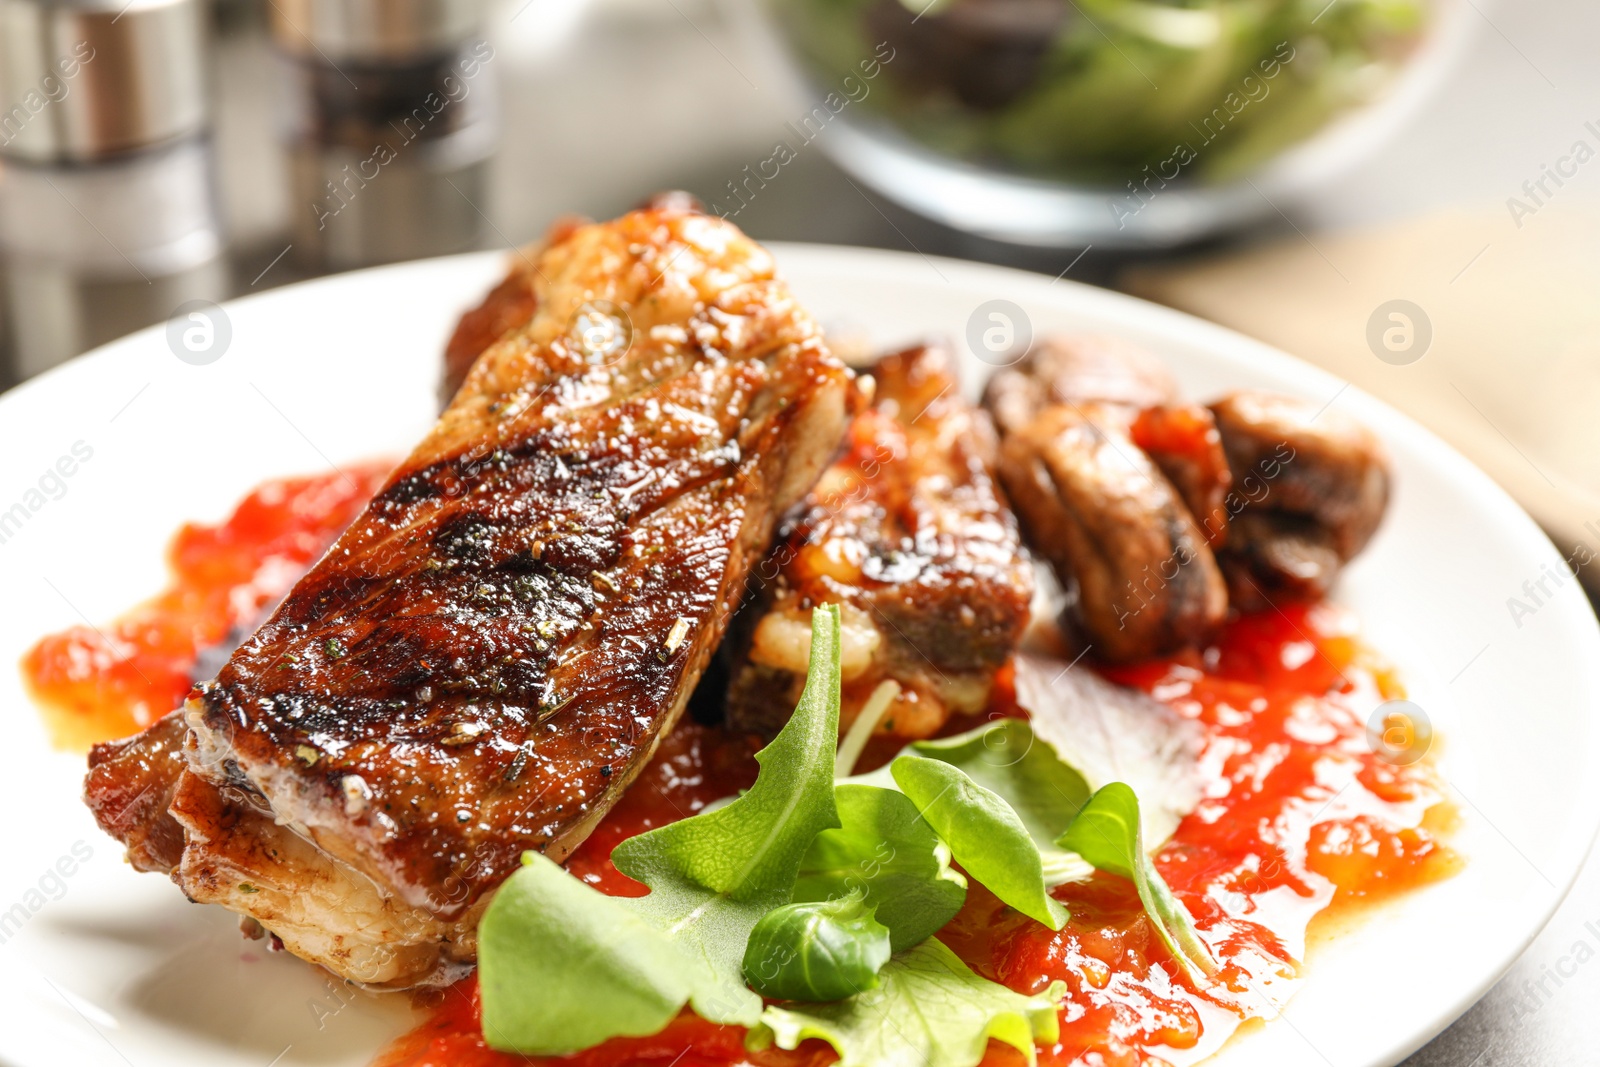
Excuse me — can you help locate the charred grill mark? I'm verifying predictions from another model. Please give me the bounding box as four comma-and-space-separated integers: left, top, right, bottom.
377, 443, 523, 509
380, 471, 444, 506
1209, 391, 1390, 609
497, 549, 541, 575
433, 514, 497, 560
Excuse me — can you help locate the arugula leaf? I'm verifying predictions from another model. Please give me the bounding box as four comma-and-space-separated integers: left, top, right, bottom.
478, 851, 696, 1053
478, 605, 844, 1051
1057, 782, 1219, 980
1014, 652, 1203, 847
868, 715, 1107, 930
744, 890, 892, 1002
793, 783, 967, 952
607, 602, 844, 1022
891, 755, 1068, 930
751, 939, 1064, 1067
906, 718, 1096, 886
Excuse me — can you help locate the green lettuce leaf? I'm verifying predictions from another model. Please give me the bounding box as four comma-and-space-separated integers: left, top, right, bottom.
792, 783, 967, 952
751, 938, 1064, 1067
610, 598, 844, 1023
478, 604, 844, 1052
743, 890, 892, 1002
1057, 782, 1219, 980
1014, 652, 1203, 848
891, 754, 1069, 930
870, 716, 1101, 930
905, 718, 1096, 886
477, 851, 699, 1052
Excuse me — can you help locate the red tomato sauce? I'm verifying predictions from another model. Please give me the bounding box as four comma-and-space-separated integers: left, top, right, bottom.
21, 469, 1455, 1066
385, 980, 835, 1067
21, 462, 392, 750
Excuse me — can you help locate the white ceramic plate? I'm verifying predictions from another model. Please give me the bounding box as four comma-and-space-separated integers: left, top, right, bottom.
0, 246, 1596, 1067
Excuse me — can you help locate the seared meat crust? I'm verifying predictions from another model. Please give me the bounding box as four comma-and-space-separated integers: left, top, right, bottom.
1209, 390, 1390, 608
89, 205, 852, 988
441, 197, 703, 403
85, 711, 189, 874
997, 402, 1227, 663
983, 334, 1179, 438
727, 342, 1033, 739
440, 266, 538, 404
1130, 403, 1233, 549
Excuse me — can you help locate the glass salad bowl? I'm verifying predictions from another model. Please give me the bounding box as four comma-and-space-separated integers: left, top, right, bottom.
746, 0, 1473, 247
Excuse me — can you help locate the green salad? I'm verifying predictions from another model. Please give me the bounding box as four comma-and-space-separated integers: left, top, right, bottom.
478, 606, 1217, 1066
769, 0, 1427, 184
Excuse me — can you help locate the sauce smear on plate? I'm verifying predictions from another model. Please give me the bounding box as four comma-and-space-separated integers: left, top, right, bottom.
22, 463, 391, 750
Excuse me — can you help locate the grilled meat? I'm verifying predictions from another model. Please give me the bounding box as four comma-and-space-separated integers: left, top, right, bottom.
986, 335, 1227, 661
85, 205, 853, 988
988, 335, 1391, 650
1130, 403, 1233, 549
85, 711, 189, 874
726, 342, 1033, 739
986, 333, 1234, 548
983, 333, 1179, 438
1209, 390, 1390, 608
441, 261, 538, 404
441, 196, 704, 403
996, 401, 1227, 663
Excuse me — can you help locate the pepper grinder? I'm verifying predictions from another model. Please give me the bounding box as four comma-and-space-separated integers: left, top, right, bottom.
270, 0, 496, 271
0, 0, 227, 384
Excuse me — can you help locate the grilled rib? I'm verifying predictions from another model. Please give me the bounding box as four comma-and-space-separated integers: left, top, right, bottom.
440, 258, 538, 404
441, 196, 704, 403
985, 337, 1392, 656
985, 335, 1229, 663
85, 205, 853, 988
1209, 390, 1390, 609
983, 333, 1179, 438
725, 342, 1033, 739
996, 401, 1228, 663
85, 711, 189, 874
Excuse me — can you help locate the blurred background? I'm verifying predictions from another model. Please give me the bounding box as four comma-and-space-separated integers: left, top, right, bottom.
2, 0, 1597, 571
0, 0, 1597, 1061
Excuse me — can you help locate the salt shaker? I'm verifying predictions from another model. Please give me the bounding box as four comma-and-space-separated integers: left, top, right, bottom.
0, 0, 226, 382
270, 0, 496, 271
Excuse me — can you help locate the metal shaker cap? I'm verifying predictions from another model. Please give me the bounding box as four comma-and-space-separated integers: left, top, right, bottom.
0, 0, 208, 162
269, 0, 488, 63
